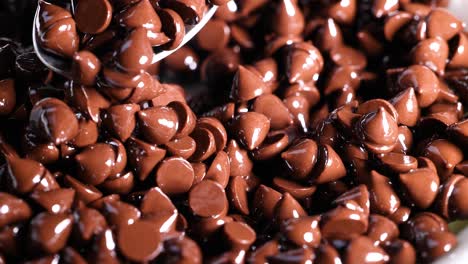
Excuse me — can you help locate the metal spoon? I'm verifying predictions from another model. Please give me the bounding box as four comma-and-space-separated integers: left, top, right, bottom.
32, 2, 218, 79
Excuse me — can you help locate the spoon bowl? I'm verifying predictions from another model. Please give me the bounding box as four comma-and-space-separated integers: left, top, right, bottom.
32, 3, 218, 79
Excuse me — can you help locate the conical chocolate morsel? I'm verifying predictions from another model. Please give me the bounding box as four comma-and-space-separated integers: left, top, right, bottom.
399, 168, 439, 209
157, 8, 186, 49
281, 216, 321, 248
253, 94, 293, 130
273, 0, 304, 36
282, 138, 318, 181
6, 156, 46, 194
29, 212, 73, 254
315, 243, 342, 264
71, 51, 101, 85
74, 206, 107, 242
401, 212, 448, 243
140, 187, 177, 216
383, 11, 412, 41
230, 65, 270, 102
227, 176, 249, 215
330, 45, 367, 70
39, 17, 79, 58
274, 193, 306, 223
189, 127, 216, 162
66, 84, 110, 123
345, 236, 389, 264
368, 171, 400, 215
30, 98, 79, 145
310, 144, 347, 184
247, 240, 280, 264
165, 136, 196, 159
419, 231, 457, 262
397, 65, 439, 107
334, 185, 370, 216
232, 112, 270, 150
287, 42, 323, 84
0, 192, 32, 228
448, 33, 468, 69
321, 201, 368, 240
89, 228, 119, 263
390, 88, 420, 126
155, 157, 194, 195
223, 221, 256, 250
75, 143, 115, 185
168, 101, 197, 139
197, 117, 228, 152
75, 0, 112, 34
411, 38, 449, 75
138, 106, 179, 145
447, 177, 468, 219
226, 139, 253, 177
366, 214, 399, 246
189, 180, 228, 218
355, 107, 398, 154
102, 103, 140, 142
253, 185, 283, 220
63, 175, 102, 204
37, 1, 72, 31
71, 117, 98, 148
426, 8, 463, 40
118, 27, 153, 73
384, 239, 416, 264
117, 0, 161, 32
118, 220, 163, 262
126, 137, 166, 181
196, 19, 231, 51
206, 151, 230, 188
0, 79, 15, 116
422, 139, 464, 181
102, 200, 141, 228
30, 188, 75, 214
380, 152, 418, 173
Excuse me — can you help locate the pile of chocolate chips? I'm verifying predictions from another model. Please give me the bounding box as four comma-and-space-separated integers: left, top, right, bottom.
1, 0, 468, 263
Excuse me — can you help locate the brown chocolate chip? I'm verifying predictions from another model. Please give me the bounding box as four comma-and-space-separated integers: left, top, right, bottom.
64, 175, 102, 204
227, 176, 249, 215
0, 192, 32, 228
189, 180, 228, 218
168, 101, 197, 139
118, 220, 163, 262
384, 239, 416, 264
102, 200, 141, 228
368, 170, 401, 216
252, 185, 283, 220
102, 103, 140, 142
39, 18, 79, 58
399, 168, 439, 209
205, 150, 230, 188
117, 0, 161, 34
196, 19, 230, 51
75, 143, 115, 185
189, 127, 216, 162
418, 231, 457, 262
274, 192, 306, 223
411, 38, 449, 75
232, 112, 270, 150
282, 139, 318, 181
344, 236, 389, 264
426, 8, 463, 40
5, 156, 47, 194
138, 106, 179, 145
158, 8, 186, 50
421, 139, 464, 181
223, 221, 256, 250
75, 0, 113, 34
197, 117, 228, 152
30, 98, 79, 145
165, 136, 196, 159
118, 27, 153, 72
226, 139, 253, 177
30, 188, 75, 214
126, 137, 166, 181
321, 200, 368, 240
156, 157, 194, 195
380, 152, 418, 173
29, 212, 73, 254
281, 216, 321, 248
230, 65, 270, 102
366, 214, 399, 246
